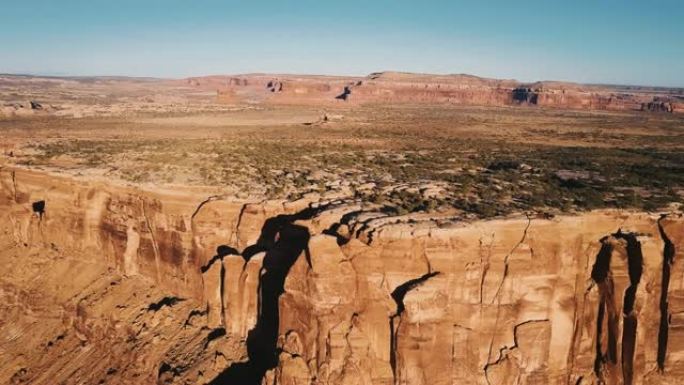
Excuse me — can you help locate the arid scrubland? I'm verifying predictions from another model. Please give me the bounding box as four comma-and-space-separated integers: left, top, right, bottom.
3, 95, 683, 218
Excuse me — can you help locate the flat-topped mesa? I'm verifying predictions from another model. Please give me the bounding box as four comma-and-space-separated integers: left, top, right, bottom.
1, 167, 684, 385
188, 72, 684, 112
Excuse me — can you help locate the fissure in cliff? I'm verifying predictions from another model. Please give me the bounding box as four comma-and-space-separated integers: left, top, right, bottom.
591, 231, 644, 385
389, 271, 440, 384
657, 215, 676, 371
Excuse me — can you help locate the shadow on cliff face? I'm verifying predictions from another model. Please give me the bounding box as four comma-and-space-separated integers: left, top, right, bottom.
32, 200, 45, 219
657, 215, 676, 371
201, 245, 240, 273
591, 230, 643, 385
389, 272, 440, 381
335, 85, 351, 101
511, 87, 538, 104
209, 210, 314, 385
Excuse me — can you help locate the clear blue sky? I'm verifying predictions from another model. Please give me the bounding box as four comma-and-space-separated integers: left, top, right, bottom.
1, 0, 682, 86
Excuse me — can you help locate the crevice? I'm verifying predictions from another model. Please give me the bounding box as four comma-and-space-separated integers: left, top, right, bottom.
483, 217, 532, 373
657, 214, 675, 371
591, 230, 644, 385
479, 233, 495, 305
591, 238, 614, 381
200, 245, 231, 328
489, 215, 531, 305
594, 299, 606, 378
613, 231, 643, 385
232, 203, 249, 247
11, 170, 18, 202
389, 271, 440, 384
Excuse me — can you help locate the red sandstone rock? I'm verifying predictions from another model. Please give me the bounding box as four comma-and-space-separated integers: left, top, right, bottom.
1, 168, 683, 384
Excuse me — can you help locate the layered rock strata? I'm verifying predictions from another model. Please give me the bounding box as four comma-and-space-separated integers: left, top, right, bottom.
193, 72, 684, 113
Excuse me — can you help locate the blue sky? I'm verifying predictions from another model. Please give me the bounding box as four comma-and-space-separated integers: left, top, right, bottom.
1, 0, 682, 86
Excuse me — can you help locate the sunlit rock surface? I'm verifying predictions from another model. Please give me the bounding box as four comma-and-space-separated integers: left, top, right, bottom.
1, 168, 682, 385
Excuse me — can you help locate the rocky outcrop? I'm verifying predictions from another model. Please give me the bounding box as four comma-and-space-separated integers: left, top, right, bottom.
1, 167, 683, 384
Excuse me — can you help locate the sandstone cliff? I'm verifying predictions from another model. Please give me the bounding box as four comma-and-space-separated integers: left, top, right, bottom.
1, 167, 683, 385
186, 72, 684, 113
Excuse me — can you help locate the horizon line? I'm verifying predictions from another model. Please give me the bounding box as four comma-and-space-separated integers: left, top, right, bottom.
2, 70, 683, 90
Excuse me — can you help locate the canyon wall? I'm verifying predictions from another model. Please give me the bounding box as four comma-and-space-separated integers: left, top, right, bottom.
1, 168, 683, 384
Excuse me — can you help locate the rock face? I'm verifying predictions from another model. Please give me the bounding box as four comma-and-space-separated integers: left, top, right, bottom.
182, 72, 684, 113
1, 167, 683, 385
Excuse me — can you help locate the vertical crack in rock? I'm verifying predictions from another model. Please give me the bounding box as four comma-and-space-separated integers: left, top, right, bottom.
591, 231, 643, 385
594, 298, 607, 378
11, 170, 18, 202
490, 215, 531, 305
389, 271, 440, 384
614, 231, 643, 385
479, 233, 495, 304
484, 216, 531, 372
141, 199, 162, 283
591, 237, 614, 380
591, 237, 617, 381
657, 215, 676, 371
201, 246, 236, 330
209, 206, 317, 385
231, 203, 249, 247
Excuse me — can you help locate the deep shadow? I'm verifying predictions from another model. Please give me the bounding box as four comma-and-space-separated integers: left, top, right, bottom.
201, 245, 239, 273
657, 215, 675, 370
209, 208, 315, 385
388, 272, 440, 381
511, 87, 539, 104
204, 327, 227, 349
336, 86, 351, 101
613, 231, 643, 385
322, 209, 365, 246
241, 207, 317, 260
591, 231, 644, 385
147, 296, 185, 312
32, 200, 45, 219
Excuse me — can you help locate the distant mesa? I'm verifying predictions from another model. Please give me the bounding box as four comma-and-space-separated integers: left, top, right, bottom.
177, 71, 684, 113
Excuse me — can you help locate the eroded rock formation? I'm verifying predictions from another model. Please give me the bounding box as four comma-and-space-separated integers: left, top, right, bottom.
1, 167, 683, 384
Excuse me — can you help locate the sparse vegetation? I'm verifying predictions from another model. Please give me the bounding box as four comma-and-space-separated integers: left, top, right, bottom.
4, 104, 683, 218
